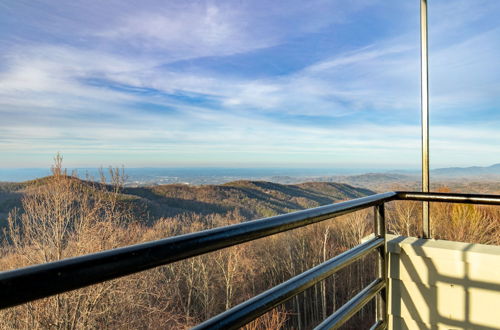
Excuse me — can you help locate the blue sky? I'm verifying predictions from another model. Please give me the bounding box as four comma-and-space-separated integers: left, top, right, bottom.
0, 0, 499, 169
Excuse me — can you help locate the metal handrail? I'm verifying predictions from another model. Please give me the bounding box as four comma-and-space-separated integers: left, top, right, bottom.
0, 191, 396, 309
397, 191, 500, 205
315, 278, 385, 330
1, 191, 499, 329
194, 237, 384, 330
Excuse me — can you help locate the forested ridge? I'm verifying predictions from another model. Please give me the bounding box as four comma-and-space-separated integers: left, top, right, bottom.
1, 162, 499, 329
0, 178, 373, 228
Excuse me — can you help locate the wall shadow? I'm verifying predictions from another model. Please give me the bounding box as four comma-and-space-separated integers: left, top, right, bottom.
389, 236, 500, 330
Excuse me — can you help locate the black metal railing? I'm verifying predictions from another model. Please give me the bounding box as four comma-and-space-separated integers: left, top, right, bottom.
1, 191, 499, 329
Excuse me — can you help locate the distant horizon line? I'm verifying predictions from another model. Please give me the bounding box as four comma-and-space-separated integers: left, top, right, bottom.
0, 163, 499, 171
1, 163, 498, 183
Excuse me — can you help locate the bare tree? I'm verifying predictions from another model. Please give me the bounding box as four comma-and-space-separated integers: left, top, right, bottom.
388, 201, 420, 236
1, 154, 136, 329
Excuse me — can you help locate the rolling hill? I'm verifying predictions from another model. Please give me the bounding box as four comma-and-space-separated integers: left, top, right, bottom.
432, 163, 500, 177
0, 178, 375, 228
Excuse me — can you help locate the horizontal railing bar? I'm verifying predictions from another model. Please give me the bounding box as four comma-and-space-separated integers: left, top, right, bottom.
194, 237, 384, 330
369, 320, 386, 330
0, 192, 396, 309
314, 278, 385, 330
396, 191, 500, 205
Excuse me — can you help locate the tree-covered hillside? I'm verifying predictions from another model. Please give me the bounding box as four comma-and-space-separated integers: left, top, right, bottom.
0, 178, 374, 228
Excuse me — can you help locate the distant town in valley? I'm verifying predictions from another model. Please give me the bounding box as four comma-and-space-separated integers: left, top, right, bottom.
0, 163, 499, 188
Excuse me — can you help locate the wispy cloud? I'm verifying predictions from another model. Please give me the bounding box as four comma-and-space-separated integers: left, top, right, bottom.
95, 4, 269, 59
0, 0, 499, 168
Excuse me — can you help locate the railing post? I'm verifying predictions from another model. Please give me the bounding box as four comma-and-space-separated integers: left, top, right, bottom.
374, 204, 387, 327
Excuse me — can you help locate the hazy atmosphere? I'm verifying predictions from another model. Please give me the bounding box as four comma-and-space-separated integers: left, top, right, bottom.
1, 0, 499, 169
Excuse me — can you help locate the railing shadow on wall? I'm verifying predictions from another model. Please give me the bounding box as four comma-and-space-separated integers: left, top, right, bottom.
389, 236, 500, 330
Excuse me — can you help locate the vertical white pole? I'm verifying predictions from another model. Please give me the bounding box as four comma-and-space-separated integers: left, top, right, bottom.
421, 0, 430, 238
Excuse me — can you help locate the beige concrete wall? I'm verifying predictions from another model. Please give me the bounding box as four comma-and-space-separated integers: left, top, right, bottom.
387, 235, 500, 330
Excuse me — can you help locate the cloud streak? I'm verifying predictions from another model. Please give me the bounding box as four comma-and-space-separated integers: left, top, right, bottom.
0, 0, 499, 168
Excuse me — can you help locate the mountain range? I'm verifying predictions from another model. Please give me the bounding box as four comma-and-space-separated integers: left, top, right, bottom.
432, 163, 500, 177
